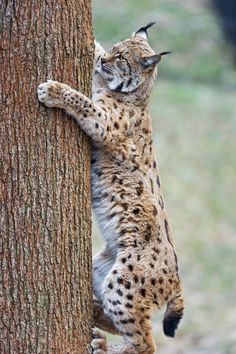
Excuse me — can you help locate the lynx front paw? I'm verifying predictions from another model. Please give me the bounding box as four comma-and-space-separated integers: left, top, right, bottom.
37, 80, 71, 108
91, 328, 107, 354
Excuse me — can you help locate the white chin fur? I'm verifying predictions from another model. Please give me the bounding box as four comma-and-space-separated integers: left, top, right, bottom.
107, 77, 123, 91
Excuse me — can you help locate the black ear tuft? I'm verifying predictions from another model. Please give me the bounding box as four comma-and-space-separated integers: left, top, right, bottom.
133, 21, 157, 41
158, 51, 172, 56
137, 21, 157, 34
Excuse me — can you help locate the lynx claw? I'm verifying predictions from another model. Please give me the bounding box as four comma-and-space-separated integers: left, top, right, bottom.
91, 328, 107, 354
37, 83, 50, 104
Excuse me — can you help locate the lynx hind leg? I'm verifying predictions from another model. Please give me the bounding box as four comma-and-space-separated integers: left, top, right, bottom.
98, 274, 156, 353
94, 298, 120, 335
93, 297, 156, 353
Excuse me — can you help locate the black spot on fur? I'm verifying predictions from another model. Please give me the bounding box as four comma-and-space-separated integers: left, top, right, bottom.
150, 178, 154, 193
128, 264, 134, 272
132, 240, 138, 248
140, 289, 146, 297
111, 175, 117, 183
124, 282, 131, 289
159, 196, 164, 209
135, 118, 142, 127
174, 252, 179, 273
121, 257, 126, 264
125, 303, 133, 308
112, 300, 121, 306
151, 278, 156, 286
117, 289, 123, 296
120, 319, 128, 324
108, 282, 113, 289
136, 181, 144, 196
152, 247, 160, 254
117, 277, 123, 284
152, 205, 158, 216
129, 110, 135, 118
121, 203, 128, 211
127, 318, 135, 324
126, 332, 133, 337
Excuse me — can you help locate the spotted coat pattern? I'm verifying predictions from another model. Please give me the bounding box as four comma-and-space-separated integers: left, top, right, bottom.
38, 25, 184, 354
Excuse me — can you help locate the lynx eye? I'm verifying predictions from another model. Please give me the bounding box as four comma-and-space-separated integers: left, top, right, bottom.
116, 54, 124, 60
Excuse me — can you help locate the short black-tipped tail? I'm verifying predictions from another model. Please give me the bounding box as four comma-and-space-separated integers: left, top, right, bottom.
163, 293, 184, 337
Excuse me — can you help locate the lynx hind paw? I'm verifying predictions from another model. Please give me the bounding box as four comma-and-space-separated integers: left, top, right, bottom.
91, 328, 107, 354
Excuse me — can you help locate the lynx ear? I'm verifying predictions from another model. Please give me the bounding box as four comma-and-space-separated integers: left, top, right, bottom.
132, 21, 156, 41
140, 54, 161, 68
140, 51, 172, 68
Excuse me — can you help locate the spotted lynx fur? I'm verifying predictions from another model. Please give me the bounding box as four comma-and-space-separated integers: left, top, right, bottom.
38, 22, 184, 354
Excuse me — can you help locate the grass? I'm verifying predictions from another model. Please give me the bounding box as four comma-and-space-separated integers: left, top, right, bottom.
92, 1, 236, 353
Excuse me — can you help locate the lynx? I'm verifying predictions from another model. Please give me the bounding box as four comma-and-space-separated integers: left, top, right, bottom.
38, 22, 184, 354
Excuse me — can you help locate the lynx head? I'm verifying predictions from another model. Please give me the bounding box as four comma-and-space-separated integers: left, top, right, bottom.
96, 22, 170, 95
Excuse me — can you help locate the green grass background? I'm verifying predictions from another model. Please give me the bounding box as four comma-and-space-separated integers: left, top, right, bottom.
92, 1, 236, 353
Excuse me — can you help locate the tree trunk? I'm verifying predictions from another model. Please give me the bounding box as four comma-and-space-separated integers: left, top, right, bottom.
0, 1, 94, 353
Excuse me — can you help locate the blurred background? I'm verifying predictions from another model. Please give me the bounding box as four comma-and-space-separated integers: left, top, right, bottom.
92, 0, 236, 353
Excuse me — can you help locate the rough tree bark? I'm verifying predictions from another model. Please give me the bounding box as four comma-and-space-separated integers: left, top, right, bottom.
0, 1, 94, 353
